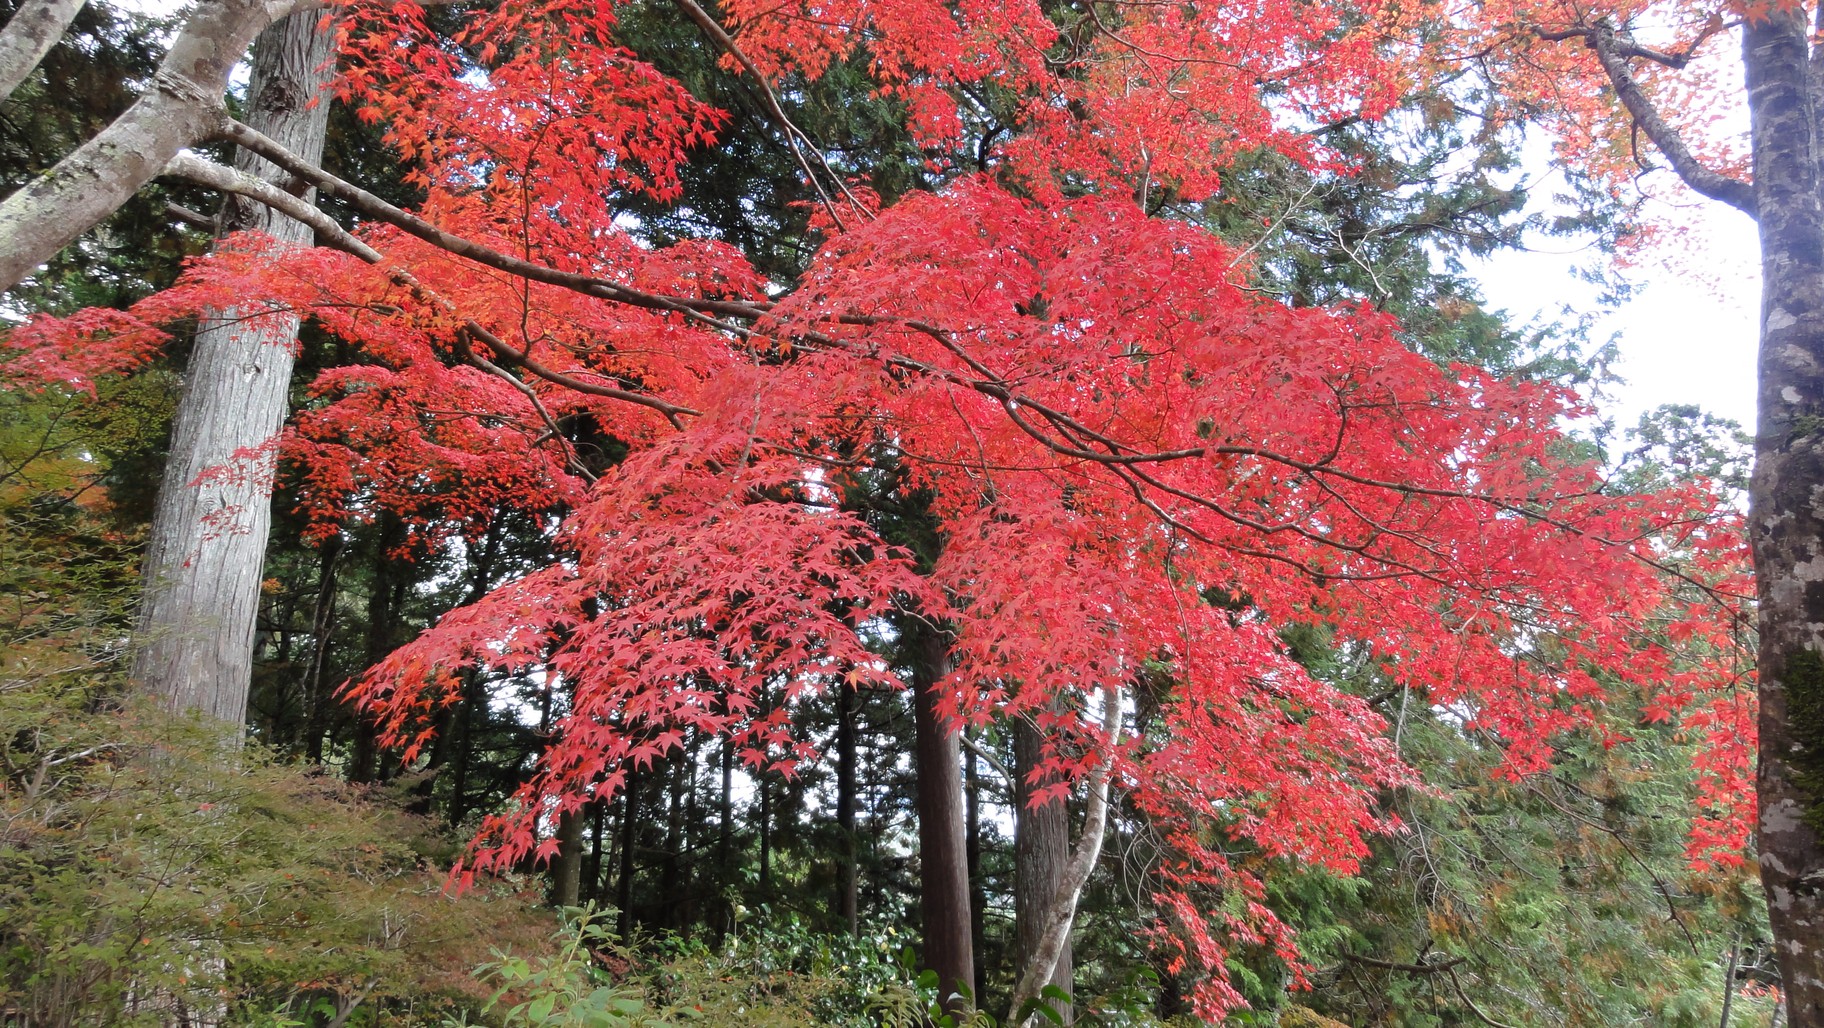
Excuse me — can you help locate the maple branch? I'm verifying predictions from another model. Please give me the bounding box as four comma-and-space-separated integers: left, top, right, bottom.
215, 118, 769, 331
1538, 23, 1756, 217
458, 332, 600, 483
1074, 0, 1243, 71
166, 146, 1750, 613
960, 733, 1011, 781
164, 201, 216, 231
160, 151, 698, 427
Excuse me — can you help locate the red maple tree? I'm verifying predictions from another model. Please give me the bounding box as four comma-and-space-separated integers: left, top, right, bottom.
4, 0, 1753, 1013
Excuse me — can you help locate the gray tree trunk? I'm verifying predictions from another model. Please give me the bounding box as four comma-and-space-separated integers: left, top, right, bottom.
0, 0, 299, 292
1744, 9, 1824, 1022
131, 9, 334, 723
0, 0, 85, 102
1013, 716, 1073, 1024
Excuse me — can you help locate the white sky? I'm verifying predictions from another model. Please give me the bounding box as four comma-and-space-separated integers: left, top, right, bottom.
1461, 30, 1761, 439
1468, 195, 1760, 434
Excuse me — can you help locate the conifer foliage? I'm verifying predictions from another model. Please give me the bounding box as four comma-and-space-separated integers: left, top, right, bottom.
0, 0, 1754, 1015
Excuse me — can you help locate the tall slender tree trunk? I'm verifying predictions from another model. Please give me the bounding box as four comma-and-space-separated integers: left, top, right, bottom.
1013, 717, 1072, 1024
446, 669, 484, 829
351, 516, 404, 781
587, 802, 606, 904
965, 730, 986, 1001
617, 768, 639, 939
836, 681, 860, 935
302, 535, 343, 763
719, 736, 734, 867
130, 9, 334, 725
664, 748, 685, 929
905, 614, 974, 1017
757, 764, 772, 895
1745, 10, 1824, 1023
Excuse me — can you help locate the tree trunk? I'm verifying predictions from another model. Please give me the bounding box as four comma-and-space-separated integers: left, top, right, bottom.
757, 762, 772, 895
351, 516, 404, 781
0, 0, 84, 101
550, 806, 586, 908
129, 8, 334, 725
587, 801, 606, 904
446, 669, 483, 829
1008, 685, 1116, 1027
906, 614, 974, 1018
617, 768, 639, 939
1745, 10, 1824, 1023
302, 535, 343, 763
719, 735, 734, 867
664, 747, 685, 930
0, 0, 295, 291
1014, 716, 1072, 1024
836, 681, 860, 935
965, 728, 986, 1001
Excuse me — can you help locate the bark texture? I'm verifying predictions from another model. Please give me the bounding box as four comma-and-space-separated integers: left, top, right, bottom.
130, 10, 334, 723
1013, 717, 1073, 1024
0, 0, 296, 291
1745, 9, 1824, 1021
907, 616, 975, 1017
551, 807, 586, 908
1007, 685, 1115, 1027
0, 0, 85, 102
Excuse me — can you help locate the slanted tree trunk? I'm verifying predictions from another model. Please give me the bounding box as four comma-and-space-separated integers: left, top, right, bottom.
130, 8, 334, 725
1013, 716, 1073, 1024
905, 614, 974, 1018
1744, 9, 1824, 1021
1008, 685, 1117, 1026
0, 0, 295, 290
0, 0, 85, 104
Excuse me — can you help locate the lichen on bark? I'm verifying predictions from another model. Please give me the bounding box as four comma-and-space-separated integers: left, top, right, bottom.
1784, 648, 1824, 833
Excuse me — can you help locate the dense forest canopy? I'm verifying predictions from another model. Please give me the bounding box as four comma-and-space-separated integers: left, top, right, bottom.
0, 0, 1800, 1023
